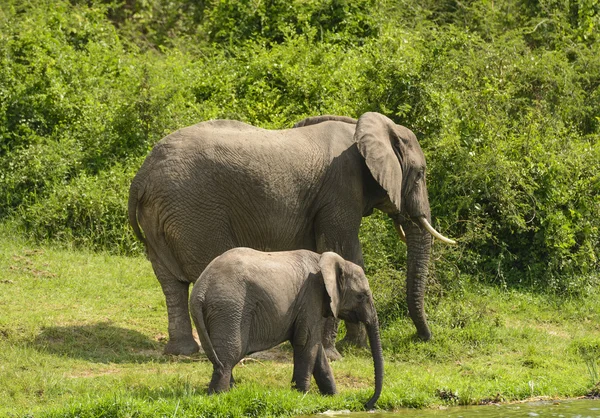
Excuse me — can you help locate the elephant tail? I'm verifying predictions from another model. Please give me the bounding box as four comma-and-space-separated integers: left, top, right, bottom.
128, 178, 146, 247
190, 297, 223, 370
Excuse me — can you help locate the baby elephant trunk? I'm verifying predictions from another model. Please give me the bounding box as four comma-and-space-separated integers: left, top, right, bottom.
365, 312, 384, 410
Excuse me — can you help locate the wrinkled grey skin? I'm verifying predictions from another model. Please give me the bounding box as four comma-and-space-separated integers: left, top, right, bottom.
190, 248, 383, 410
129, 111, 435, 357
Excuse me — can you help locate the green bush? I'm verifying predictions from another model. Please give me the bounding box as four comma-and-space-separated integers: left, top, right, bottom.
0, 0, 598, 301
19, 162, 142, 255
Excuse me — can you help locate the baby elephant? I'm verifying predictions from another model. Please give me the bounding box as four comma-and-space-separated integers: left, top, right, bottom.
190, 248, 383, 409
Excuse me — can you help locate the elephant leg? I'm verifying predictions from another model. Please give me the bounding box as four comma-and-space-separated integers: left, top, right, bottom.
208, 364, 233, 393
162, 279, 199, 355
340, 322, 368, 350
291, 344, 319, 392
315, 215, 365, 355
151, 257, 199, 355
312, 345, 337, 395
337, 242, 369, 349
322, 317, 342, 361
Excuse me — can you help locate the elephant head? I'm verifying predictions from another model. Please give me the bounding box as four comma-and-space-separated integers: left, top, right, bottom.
354, 112, 456, 341
319, 252, 383, 410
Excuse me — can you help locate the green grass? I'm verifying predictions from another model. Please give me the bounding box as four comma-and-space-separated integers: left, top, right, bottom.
1, 229, 599, 417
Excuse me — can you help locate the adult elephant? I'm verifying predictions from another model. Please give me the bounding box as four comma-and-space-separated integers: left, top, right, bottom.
128, 112, 455, 357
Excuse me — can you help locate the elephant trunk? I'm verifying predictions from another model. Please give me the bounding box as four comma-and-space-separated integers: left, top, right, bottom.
401, 219, 433, 341
365, 310, 384, 410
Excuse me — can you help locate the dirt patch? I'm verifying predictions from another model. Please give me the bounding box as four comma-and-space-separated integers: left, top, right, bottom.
334, 372, 370, 389
10, 252, 57, 279
247, 344, 293, 363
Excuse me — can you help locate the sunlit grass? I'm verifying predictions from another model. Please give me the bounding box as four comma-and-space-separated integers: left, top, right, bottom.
1, 229, 599, 417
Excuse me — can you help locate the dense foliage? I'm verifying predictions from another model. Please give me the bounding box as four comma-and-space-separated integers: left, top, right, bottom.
0, 0, 598, 303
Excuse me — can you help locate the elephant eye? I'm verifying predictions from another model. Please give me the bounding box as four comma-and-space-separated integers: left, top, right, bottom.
356, 292, 369, 302
415, 170, 424, 183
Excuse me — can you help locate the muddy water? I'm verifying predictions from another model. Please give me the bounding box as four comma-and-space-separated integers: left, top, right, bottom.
302, 399, 600, 418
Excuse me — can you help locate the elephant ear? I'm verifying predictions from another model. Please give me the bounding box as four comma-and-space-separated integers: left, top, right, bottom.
355, 112, 403, 213
319, 252, 346, 319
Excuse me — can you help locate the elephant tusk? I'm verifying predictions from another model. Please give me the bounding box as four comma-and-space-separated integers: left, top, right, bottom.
419, 217, 457, 245
393, 223, 407, 243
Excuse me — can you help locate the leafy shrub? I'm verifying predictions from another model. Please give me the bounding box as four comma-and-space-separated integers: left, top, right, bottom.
0, 0, 598, 299
201, 0, 379, 46
419, 25, 600, 293
19, 162, 142, 255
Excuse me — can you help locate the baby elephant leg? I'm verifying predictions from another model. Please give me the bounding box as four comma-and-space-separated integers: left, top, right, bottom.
312, 345, 337, 395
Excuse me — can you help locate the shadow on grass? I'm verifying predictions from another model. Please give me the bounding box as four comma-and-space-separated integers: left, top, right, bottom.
29, 321, 181, 363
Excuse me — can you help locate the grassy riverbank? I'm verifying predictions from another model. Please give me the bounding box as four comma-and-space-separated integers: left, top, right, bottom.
1, 230, 599, 417
2, 2, 599, 416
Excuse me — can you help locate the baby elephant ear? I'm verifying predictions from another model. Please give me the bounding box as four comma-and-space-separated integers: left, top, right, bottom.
319, 252, 346, 319
355, 112, 403, 213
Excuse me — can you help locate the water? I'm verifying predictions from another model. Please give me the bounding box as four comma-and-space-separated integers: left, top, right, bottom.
305, 399, 600, 418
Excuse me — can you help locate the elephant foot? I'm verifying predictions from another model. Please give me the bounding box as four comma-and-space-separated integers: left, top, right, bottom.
338, 335, 369, 350
163, 337, 200, 356
340, 322, 369, 349
324, 345, 342, 361
417, 329, 432, 341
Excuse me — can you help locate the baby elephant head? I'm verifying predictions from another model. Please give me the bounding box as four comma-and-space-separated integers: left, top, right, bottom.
319, 252, 383, 410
